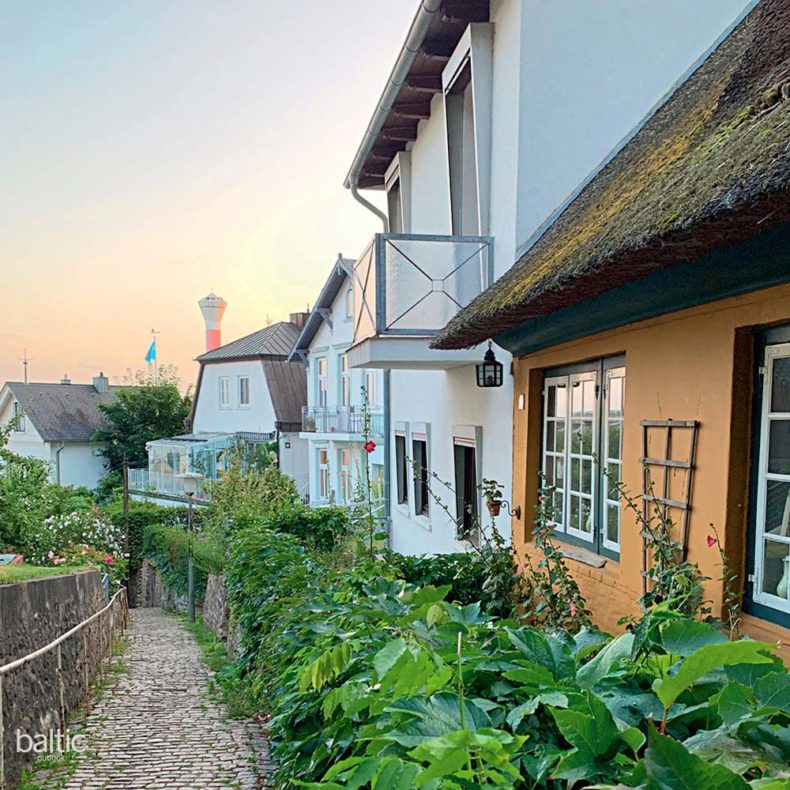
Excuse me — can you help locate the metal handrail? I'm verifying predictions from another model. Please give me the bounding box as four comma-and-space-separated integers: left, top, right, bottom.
0, 585, 128, 790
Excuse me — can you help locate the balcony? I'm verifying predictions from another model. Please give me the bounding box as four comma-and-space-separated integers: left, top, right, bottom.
301, 406, 384, 437
348, 233, 493, 369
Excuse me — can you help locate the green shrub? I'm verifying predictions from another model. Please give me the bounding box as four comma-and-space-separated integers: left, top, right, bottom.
226, 523, 788, 788
103, 498, 198, 573
143, 524, 223, 600
263, 505, 350, 553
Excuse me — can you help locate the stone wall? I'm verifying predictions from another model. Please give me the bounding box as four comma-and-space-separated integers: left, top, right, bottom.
0, 571, 107, 788
202, 574, 229, 641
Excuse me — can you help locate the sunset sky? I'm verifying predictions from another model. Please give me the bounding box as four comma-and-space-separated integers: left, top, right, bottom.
0, 1, 411, 389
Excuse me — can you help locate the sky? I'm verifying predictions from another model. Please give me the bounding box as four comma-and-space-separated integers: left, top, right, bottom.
0, 0, 413, 388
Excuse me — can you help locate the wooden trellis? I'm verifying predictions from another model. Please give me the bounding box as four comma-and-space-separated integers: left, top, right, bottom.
640, 419, 700, 598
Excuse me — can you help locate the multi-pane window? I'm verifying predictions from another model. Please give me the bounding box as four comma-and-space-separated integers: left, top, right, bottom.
339, 448, 352, 504
219, 376, 231, 408
412, 438, 429, 517
340, 355, 351, 408
395, 433, 408, 506
752, 340, 790, 619
12, 401, 25, 432
317, 448, 329, 501
238, 376, 250, 407
542, 357, 625, 556
316, 358, 328, 408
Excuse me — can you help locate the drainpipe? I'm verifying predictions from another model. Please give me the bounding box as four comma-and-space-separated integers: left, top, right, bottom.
54, 442, 65, 485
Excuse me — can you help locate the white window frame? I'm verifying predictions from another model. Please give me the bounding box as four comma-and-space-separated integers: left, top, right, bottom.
316, 357, 328, 409
365, 371, 378, 409
339, 447, 352, 505
601, 367, 626, 553
238, 375, 250, 408
541, 358, 625, 556
340, 355, 351, 408
442, 23, 493, 236
218, 376, 231, 409
317, 446, 330, 502
394, 421, 410, 516
345, 287, 354, 320
411, 422, 431, 524
753, 342, 790, 616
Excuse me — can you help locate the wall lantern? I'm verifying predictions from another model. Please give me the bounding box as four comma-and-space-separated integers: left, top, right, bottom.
476, 341, 503, 388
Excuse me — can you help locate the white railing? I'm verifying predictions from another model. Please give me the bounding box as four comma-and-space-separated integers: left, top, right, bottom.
128, 469, 197, 497
301, 406, 384, 436
353, 233, 494, 344
0, 586, 128, 789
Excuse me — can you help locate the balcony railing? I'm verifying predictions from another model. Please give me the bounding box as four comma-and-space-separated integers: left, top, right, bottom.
352, 233, 493, 344
127, 469, 210, 500
301, 406, 384, 436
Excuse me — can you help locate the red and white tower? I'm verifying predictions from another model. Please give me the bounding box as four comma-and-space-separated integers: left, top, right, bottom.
198, 293, 227, 353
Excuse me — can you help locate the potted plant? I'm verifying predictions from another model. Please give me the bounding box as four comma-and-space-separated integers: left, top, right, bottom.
481, 478, 504, 517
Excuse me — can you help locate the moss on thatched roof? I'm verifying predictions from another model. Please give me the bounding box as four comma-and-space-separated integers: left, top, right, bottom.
434, 0, 790, 350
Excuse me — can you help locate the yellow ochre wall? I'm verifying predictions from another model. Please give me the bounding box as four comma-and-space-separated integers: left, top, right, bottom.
511, 282, 790, 662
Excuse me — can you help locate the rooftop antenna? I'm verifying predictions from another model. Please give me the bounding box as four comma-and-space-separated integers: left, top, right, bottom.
18, 348, 32, 383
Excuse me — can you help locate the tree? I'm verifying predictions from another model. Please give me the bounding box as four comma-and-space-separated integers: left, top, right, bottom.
93, 369, 192, 480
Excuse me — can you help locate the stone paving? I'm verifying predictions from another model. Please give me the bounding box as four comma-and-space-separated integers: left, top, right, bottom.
33, 608, 270, 789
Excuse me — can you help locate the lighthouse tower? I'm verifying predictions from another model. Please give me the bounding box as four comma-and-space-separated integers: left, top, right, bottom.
198, 293, 227, 353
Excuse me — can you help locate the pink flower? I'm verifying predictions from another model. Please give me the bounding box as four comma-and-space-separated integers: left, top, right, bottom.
47, 551, 55, 559
104, 555, 114, 565
538, 495, 546, 504
706, 535, 716, 548
364, 440, 376, 454
569, 601, 577, 617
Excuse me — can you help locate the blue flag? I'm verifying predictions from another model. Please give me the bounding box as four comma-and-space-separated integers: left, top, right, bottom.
145, 339, 157, 363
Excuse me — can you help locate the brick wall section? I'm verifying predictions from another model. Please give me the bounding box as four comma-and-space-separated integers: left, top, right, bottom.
0, 572, 106, 788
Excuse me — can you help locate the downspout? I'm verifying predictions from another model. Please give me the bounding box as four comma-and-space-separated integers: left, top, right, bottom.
344, 0, 442, 547
54, 442, 65, 485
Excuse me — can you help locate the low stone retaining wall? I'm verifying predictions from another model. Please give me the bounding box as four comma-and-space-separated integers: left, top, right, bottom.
203, 574, 229, 641
0, 571, 107, 789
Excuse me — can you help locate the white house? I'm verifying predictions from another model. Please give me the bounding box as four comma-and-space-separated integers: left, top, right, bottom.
0, 374, 116, 490
342, 0, 753, 555
289, 258, 385, 511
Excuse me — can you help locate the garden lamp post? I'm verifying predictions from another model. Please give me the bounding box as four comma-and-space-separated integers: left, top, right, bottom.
179, 472, 203, 623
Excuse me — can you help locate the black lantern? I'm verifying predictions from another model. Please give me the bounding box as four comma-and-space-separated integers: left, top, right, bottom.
476, 341, 503, 387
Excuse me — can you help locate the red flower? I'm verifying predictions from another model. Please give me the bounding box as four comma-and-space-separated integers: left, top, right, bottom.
569, 601, 577, 617
104, 555, 115, 565
706, 535, 716, 548
364, 440, 376, 454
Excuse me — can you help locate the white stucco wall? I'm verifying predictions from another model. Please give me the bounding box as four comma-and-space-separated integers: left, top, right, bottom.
193, 359, 277, 434
52, 443, 107, 490
515, 0, 752, 246
376, 0, 752, 556
303, 278, 385, 507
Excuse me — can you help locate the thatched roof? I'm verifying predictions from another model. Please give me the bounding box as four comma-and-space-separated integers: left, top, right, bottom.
433, 0, 790, 350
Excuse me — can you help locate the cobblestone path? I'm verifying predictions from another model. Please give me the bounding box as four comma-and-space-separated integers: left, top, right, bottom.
37, 608, 270, 789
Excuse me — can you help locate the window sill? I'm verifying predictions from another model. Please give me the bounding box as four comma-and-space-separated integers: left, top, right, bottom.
414, 514, 432, 532
559, 546, 607, 569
